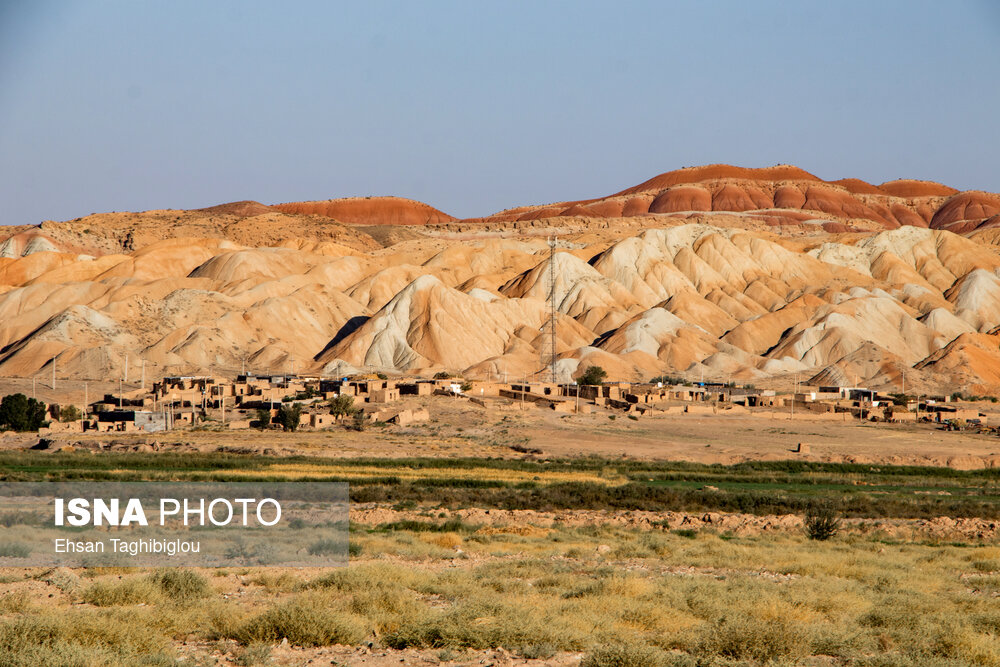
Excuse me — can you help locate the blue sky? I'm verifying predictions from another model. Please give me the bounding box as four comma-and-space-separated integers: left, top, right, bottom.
1, 1, 999, 224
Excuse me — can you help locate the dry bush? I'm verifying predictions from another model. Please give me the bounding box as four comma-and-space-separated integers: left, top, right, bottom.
695, 613, 809, 663
349, 588, 429, 635
0, 610, 171, 666
0, 591, 31, 615
249, 571, 301, 593
422, 532, 463, 549
581, 643, 669, 667
82, 569, 211, 607
230, 594, 368, 647
148, 568, 212, 602
82, 577, 160, 607
233, 643, 273, 667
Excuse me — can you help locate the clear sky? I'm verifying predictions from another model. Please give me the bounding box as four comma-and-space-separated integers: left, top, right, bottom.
2, 1, 999, 224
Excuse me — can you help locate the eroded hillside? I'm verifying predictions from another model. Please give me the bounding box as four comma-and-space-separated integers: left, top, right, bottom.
4, 165, 1000, 393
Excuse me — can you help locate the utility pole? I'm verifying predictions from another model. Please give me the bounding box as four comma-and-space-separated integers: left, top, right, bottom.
221, 395, 226, 428
118, 378, 123, 409
84, 382, 88, 417
539, 237, 558, 384
124, 355, 128, 386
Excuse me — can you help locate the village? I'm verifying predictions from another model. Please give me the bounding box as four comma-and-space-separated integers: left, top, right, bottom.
23, 368, 994, 437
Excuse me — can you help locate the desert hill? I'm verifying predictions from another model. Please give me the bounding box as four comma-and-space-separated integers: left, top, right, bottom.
4, 164, 1000, 394
272, 196, 455, 226
470, 164, 997, 237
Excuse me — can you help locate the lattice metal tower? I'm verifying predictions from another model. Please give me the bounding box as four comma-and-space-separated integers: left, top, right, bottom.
539, 237, 558, 383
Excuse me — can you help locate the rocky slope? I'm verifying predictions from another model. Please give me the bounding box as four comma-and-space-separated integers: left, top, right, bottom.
3, 165, 1000, 393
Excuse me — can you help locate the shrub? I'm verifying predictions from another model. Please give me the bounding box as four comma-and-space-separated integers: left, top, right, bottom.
254, 408, 271, 429
518, 643, 558, 660
696, 614, 808, 663
82, 578, 159, 607
0, 543, 30, 558
225, 538, 278, 565
148, 569, 211, 602
307, 539, 346, 556
0, 393, 48, 432
578, 366, 607, 386
805, 504, 842, 541
581, 643, 667, 667
433, 371, 452, 380
233, 643, 272, 666
0, 612, 170, 664
348, 411, 368, 432
232, 596, 368, 646
0, 591, 31, 614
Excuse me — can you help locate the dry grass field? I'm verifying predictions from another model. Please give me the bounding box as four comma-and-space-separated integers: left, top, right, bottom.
4, 523, 1000, 666
2, 451, 1000, 665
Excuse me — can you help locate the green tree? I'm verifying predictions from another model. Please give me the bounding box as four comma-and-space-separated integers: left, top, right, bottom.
328, 394, 357, 418
59, 405, 83, 422
277, 403, 302, 432
254, 408, 271, 430
578, 366, 607, 386
348, 411, 367, 432
0, 393, 48, 432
